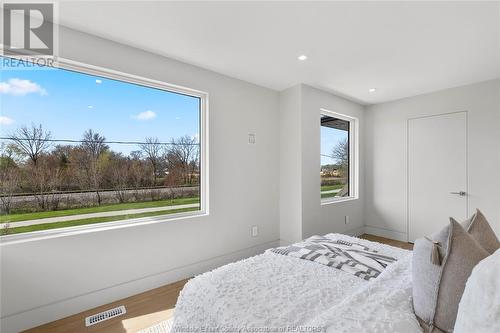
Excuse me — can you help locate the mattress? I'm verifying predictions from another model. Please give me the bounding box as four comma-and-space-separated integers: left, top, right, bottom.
172, 233, 422, 332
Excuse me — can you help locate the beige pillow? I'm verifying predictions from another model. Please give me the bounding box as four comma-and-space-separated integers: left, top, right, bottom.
412, 219, 489, 333
461, 209, 499, 254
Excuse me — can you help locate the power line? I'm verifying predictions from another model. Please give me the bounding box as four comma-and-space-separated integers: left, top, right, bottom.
0, 137, 200, 146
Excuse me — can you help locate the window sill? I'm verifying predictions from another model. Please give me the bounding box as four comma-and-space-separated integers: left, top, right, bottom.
0, 210, 208, 245
321, 196, 358, 206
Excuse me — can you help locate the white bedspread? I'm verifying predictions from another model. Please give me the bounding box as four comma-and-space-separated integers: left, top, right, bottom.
307, 254, 422, 332
173, 234, 420, 332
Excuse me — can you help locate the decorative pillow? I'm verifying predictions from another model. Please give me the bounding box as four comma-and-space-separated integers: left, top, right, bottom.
454, 249, 500, 333
412, 219, 489, 333
461, 209, 499, 254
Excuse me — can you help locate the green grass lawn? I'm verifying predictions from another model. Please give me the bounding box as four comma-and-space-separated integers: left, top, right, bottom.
1, 197, 200, 223
320, 184, 344, 191
1, 206, 200, 235
321, 192, 339, 199
320, 184, 346, 199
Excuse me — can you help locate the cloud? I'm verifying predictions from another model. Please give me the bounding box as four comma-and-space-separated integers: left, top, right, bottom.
0, 116, 14, 125
88, 105, 94, 109
0, 78, 47, 96
133, 110, 156, 121
95, 79, 102, 84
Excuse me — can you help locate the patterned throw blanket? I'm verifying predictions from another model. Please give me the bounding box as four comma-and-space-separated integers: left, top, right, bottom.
270, 235, 397, 281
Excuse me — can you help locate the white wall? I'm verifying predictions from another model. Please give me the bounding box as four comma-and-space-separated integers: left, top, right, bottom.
365, 79, 500, 240
0, 27, 280, 332
278, 84, 365, 244
279, 86, 303, 244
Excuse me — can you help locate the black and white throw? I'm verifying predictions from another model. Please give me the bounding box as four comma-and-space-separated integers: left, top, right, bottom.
270, 235, 397, 281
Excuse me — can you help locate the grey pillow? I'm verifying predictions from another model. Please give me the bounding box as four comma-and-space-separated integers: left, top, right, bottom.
461, 209, 499, 254
412, 219, 489, 333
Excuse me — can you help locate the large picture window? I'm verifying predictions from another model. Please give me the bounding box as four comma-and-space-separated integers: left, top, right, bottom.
0, 58, 207, 237
320, 110, 356, 202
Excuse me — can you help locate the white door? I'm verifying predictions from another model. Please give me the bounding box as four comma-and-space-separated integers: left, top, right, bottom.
408, 112, 468, 242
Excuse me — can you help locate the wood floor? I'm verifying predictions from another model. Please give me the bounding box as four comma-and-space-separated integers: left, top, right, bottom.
23, 279, 189, 333
25, 234, 412, 333
360, 233, 414, 250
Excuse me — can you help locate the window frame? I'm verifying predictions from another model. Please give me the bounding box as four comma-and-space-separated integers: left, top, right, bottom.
0, 57, 209, 244
319, 108, 358, 205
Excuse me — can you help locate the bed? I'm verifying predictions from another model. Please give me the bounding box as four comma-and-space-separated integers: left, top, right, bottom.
172, 233, 422, 332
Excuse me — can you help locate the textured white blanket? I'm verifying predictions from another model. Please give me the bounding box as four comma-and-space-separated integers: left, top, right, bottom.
307, 254, 422, 332
173, 234, 419, 332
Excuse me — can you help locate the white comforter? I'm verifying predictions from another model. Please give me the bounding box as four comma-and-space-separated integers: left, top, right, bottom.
173, 234, 421, 332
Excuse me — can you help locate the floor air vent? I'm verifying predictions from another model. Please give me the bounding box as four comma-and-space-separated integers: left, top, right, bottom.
85, 305, 126, 327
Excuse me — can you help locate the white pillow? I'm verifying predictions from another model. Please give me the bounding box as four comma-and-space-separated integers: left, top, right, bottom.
454, 249, 500, 333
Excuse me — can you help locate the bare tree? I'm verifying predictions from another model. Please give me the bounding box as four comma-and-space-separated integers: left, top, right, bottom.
29, 162, 51, 211
164, 168, 183, 202
139, 137, 163, 186
29, 155, 63, 211
1, 122, 204, 213
331, 138, 349, 170
0, 167, 20, 214
130, 150, 143, 160
47, 167, 63, 210
129, 155, 148, 200
82, 129, 107, 160
80, 129, 108, 205
331, 138, 349, 197
10, 124, 51, 165
165, 135, 199, 185
110, 157, 130, 203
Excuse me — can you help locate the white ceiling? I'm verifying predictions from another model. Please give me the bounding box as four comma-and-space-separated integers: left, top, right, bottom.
59, 1, 500, 104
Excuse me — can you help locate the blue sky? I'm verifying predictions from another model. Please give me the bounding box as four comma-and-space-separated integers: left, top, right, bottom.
0, 59, 200, 156
320, 126, 347, 166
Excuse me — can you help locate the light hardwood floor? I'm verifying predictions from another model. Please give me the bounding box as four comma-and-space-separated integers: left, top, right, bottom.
24, 234, 412, 333
23, 279, 188, 333
360, 233, 414, 250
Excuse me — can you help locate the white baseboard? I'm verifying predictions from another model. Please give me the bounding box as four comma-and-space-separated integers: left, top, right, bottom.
364, 225, 408, 242
1, 239, 279, 333
343, 226, 366, 237
279, 226, 365, 246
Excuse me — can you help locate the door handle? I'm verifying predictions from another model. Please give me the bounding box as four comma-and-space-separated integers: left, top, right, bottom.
450, 191, 467, 196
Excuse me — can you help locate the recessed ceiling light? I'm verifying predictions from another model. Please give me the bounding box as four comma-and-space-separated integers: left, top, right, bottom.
297, 55, 308, 61
369, 88, 377, 93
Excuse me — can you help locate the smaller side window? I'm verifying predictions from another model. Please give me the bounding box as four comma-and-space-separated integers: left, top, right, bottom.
320, 111, 356, 202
